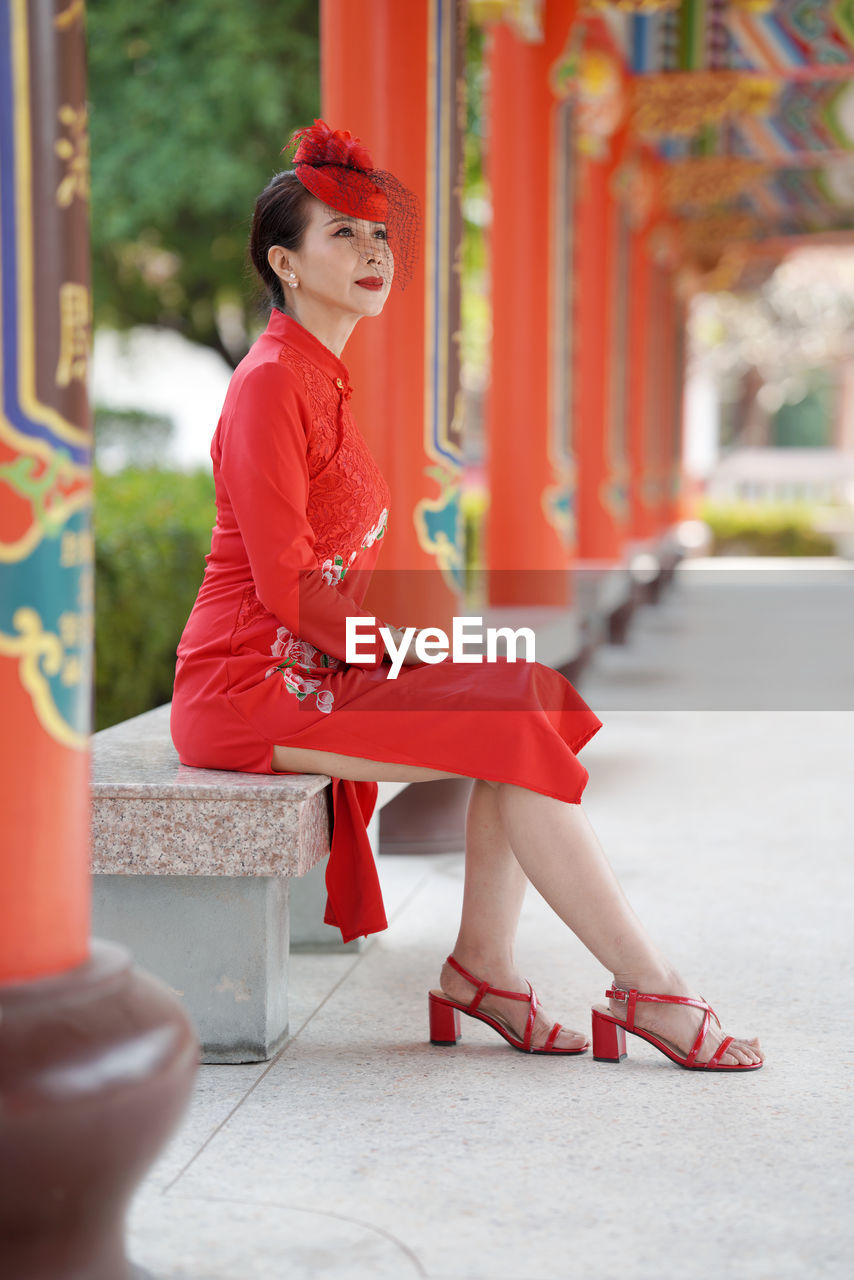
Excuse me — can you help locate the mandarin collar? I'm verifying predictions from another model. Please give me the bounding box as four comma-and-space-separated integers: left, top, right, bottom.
266, 309, 351, 392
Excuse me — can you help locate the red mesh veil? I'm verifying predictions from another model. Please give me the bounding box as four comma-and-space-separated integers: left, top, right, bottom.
283, 119, 420, 289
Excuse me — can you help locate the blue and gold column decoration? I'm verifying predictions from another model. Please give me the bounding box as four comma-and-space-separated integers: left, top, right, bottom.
0, 0, 92, 749
415, 0, 466, 593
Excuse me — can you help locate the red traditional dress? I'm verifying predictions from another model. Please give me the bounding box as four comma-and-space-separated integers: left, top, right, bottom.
171, 309, 602, 942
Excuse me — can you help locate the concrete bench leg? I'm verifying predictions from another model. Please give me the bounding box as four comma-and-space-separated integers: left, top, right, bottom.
91, 874, 290, 1064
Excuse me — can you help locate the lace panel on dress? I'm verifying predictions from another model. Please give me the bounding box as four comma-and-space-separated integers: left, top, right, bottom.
280, 345, 391, 569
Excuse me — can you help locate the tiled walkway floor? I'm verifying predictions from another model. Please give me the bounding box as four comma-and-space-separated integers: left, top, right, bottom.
128, 560, 854, 1279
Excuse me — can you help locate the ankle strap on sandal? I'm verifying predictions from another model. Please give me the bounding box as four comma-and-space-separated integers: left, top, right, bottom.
605, 987, 715, 1016
605, 987, 722, 1066
446, 955, 540, 1050
446, 955, 533, 1005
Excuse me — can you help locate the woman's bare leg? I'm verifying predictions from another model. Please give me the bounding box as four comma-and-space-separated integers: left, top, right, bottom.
271, 747, 762, 1064
492, 783, 763, 1066
273, 751, 585, 1047
437, 778, 588, 1050
272, 743, 466, 783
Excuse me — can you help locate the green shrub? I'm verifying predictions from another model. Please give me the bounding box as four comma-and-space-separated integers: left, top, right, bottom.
699, 500, 836, 557
94, 467, 215, 729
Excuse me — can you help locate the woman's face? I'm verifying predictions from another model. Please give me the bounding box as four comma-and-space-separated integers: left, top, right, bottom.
280, 197, 394, 319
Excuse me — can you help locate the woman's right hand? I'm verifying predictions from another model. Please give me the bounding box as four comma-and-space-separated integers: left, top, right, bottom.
382, 624, 425, 665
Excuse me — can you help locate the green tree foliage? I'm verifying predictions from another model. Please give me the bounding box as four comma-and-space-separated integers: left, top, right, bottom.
87, 0, 319, 365
94, 467, 216, 729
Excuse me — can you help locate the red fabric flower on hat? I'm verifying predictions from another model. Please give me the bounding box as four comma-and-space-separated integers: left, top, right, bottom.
285, 118, 387, 222
287, 119, 374, 173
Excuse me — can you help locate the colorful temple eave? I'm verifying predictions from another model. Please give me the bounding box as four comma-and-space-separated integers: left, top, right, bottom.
535, 1, 854, 280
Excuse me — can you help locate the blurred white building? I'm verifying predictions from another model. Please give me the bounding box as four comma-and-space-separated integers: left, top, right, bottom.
92, 328, 232, 471
704, 448, 854, 506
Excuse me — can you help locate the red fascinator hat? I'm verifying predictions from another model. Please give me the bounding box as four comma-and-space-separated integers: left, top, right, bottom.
284, 119, 420, 288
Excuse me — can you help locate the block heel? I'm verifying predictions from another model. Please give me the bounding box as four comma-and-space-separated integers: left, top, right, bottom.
429, 993, 461, 1045
592, 1009, 627, 1062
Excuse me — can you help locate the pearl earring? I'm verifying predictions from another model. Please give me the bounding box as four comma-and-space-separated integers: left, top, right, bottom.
287, 270, 299, 290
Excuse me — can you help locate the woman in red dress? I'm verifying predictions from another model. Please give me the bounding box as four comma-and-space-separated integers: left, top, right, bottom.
171, 122, 763, 1071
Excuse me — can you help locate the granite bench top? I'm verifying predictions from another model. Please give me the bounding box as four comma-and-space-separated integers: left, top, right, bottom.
91, 705, 409, 878
91, 705, 331, 877
92, 704, 330, 802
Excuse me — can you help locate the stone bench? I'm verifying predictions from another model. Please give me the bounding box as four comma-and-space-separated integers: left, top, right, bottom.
91, 704, 406, 1064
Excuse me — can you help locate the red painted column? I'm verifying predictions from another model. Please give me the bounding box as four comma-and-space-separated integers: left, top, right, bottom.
669, 289, 690, 525
641, 250, 668, 539
0, 4, 92, 984
486, 1, 578, 604
619, 145, 663, 547
646, 258, 665, 536
0, 10, 196, 1274
0, 669, 91, 979
656, 264, 679, 531
572, 76, 629, 563
321, 0, 464, 632
626, 224, 657, 542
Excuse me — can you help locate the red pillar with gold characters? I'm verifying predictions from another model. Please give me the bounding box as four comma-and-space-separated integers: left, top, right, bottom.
321, 0, 465, 632
0, 5, 196, 1276
485, 0, 579, 605
0, 11, 91, 984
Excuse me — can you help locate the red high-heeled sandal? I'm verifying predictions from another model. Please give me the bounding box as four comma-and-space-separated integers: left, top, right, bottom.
591, 987, 762, 1071
428, 955, 589, 1055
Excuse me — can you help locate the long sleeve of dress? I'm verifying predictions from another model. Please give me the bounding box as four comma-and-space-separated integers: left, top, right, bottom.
217, 359, 386, 667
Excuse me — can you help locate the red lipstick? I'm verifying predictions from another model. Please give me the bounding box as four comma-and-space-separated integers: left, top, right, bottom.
356, 277, 384, 291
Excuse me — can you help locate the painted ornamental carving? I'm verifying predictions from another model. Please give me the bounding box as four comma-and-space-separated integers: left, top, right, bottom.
631, 71, 779, 138
659, 157, 772, 209
0, 0, 92, 749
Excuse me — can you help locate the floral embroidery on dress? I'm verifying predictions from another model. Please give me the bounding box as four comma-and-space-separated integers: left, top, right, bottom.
321, 551, 357, 586
361, 507, 388, 549
265, 626, 339, 713
262, 497, 387, 715
319, 508, 388, 587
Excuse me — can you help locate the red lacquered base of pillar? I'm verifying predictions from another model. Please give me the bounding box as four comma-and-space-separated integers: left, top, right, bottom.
0, 940, 199, 1280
